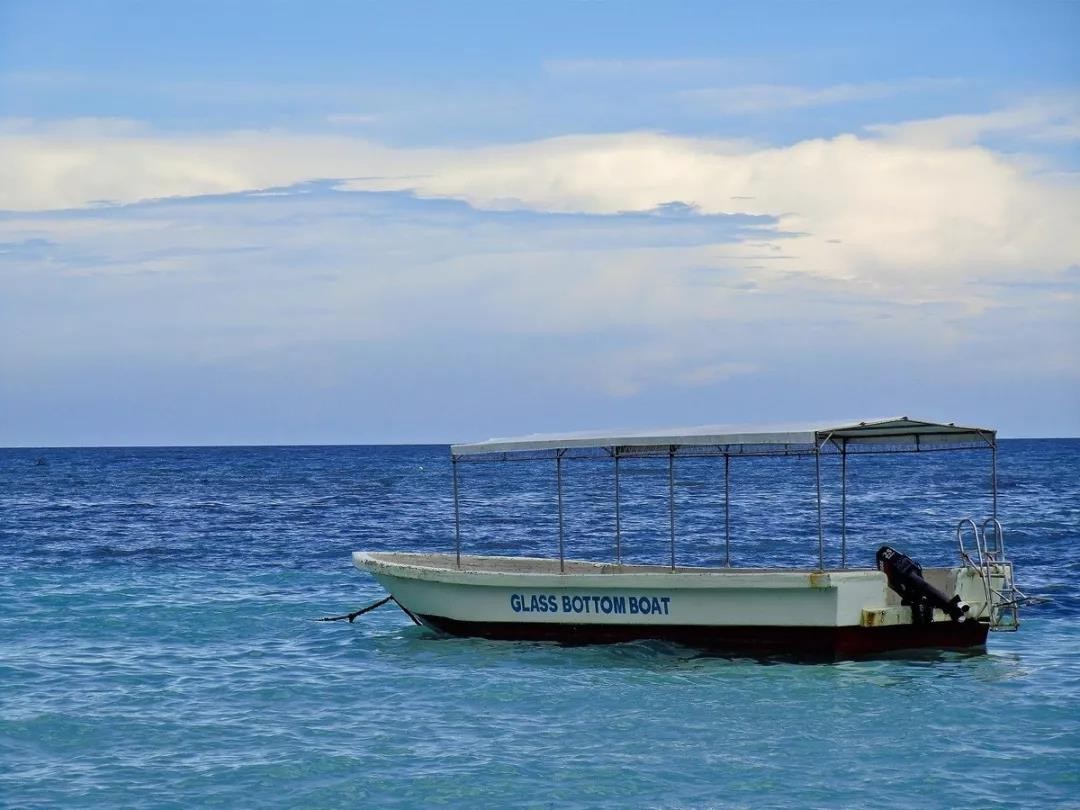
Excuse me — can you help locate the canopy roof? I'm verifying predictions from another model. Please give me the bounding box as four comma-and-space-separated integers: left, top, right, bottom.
451, 417, 995, 457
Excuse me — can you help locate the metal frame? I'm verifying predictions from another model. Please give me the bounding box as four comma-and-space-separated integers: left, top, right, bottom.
991, 442, 998, 522
724, 453, 731, 567
613, 451, 621, 564
452, 456, 462, 569
452, 442, 992, 464
556, 449, 566, 573
668, 447, 676, 570
815, 435, 826, 570
840, 441, 847, 569
448, 425, 999, 574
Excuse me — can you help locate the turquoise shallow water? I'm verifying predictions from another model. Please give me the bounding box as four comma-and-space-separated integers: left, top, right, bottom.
2, 442, 1079, 807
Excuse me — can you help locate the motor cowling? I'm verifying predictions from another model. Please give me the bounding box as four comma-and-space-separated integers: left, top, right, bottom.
876, 545, 970, 624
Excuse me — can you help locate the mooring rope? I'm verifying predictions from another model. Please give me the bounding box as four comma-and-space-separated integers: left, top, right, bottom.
317, 594, 396, 623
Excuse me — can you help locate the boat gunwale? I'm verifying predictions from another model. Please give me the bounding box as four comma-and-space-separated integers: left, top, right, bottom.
353, 550, 896, 586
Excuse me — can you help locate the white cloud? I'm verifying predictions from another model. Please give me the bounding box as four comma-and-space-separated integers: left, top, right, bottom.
2, 135, 1077, 442
867, 96, 1080, 146
542, 57, 762, 80
678, 79, 964, 114
354, 135, 1079, 301
2, 109, 1078, 327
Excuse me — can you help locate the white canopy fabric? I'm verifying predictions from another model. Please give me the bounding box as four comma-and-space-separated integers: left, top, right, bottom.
450, 417, 995, 457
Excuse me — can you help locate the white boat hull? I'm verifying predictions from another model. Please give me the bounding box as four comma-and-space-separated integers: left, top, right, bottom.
354, 551, 995, 658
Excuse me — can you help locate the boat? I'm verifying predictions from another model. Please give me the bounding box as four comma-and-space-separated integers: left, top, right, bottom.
353, 417, 1023, 658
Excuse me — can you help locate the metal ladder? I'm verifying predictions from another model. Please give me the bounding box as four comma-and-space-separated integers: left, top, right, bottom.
956, 518, 1023, 630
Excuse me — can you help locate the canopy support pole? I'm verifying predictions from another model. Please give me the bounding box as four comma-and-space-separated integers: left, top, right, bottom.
614, 449, 622, 564
840, 442, 847, 569
724, 453, 731, 567
452, 456, 462, 569
815, 443, 824, 571
556, 450, 565, 573
991, 441, 998, 522
668, 448, 676, 571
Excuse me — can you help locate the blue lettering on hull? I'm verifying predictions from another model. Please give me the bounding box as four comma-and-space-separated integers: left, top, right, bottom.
510, 593, 671, 616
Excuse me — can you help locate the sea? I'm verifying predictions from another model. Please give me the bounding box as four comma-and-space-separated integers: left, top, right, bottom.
2, 440, 1078, 808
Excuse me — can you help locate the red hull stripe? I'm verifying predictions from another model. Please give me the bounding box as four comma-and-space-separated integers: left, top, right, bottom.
415, 614, 989, 659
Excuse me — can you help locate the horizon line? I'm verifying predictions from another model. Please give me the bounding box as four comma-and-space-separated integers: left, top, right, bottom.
3, 435, 1078, 451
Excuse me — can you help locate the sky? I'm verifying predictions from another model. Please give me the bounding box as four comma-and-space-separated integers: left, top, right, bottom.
1, 1, 1078, 445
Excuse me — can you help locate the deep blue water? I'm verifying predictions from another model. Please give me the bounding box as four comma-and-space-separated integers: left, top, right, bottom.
2, 441, 1078, 808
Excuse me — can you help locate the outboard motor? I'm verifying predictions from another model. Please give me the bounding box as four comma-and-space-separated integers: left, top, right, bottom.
876, 545, 970, 625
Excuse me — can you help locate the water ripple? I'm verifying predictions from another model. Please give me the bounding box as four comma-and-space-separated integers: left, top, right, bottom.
1, 442, 1078, 807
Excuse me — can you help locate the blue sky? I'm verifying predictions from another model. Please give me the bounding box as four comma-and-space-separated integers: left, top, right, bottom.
1, 1, 1078, 444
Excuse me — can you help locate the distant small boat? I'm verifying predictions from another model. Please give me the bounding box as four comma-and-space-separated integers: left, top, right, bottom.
354, 417, 1022, 659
